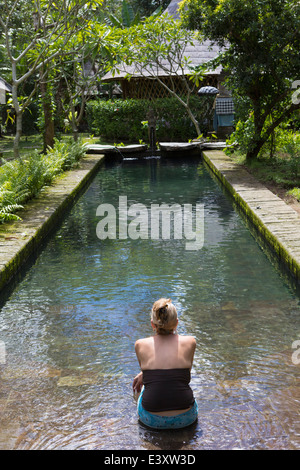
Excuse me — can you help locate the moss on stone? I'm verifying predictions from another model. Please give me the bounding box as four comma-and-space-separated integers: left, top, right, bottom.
0, 154, 105, 292
202, 150, 300, 283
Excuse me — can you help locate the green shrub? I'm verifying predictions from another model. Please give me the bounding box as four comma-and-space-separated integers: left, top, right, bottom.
278, 130, 300, 177
225, 114, 256, 156
41, 138, 86, 183
287, 187, 300, 201
226, 115, 300, 161
86, 96, 214, 142
0, 139, 86, 223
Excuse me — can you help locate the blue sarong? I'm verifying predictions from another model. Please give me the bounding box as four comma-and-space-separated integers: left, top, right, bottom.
137, 388, 198, 430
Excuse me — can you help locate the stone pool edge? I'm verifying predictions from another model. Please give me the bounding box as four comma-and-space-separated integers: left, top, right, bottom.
0, 153, 105, 292
202, 150, 300, 283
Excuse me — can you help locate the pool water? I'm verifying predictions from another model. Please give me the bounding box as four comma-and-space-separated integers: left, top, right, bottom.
0, 157, 300, 450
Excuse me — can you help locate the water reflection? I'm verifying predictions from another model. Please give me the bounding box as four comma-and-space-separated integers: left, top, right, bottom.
138, 420, 201, 451
0, 158, 300, 450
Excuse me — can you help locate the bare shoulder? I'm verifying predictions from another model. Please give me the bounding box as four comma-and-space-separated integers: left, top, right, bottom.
179, 335, 196, 350
135, 336, 153, 351
177, 335, 196, 368
179, 334, 196, 344
135, 337, 154, 369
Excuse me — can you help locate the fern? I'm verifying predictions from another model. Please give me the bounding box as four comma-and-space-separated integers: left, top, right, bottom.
0, 139, 86, 224
0, 212, 22, 222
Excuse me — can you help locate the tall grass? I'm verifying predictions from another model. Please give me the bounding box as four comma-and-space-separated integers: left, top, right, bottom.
0, 138, 86, 223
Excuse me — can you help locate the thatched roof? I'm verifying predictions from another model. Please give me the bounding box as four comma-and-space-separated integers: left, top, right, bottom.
102, 39, 221, 82
164, 0, 181, 19
102, 0, 222, 82
0, 77, 12, 104
0, 77, 12, 92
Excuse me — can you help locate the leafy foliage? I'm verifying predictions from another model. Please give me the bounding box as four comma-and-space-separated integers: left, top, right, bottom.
0, 139, 86, 223
0, 0, 107, 157
181, 0, 300, 160
109, 12, 207, 136
227, 124, 300, 196
130, 0, 169, 18
86, 96, 215, 141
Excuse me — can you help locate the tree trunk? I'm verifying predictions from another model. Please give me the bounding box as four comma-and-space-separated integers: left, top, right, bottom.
13, 111, 22, 160
246, 106, 265, 161
186, 106, 201, 137
246, 137, 266, 162
11, 80, 21, 159
43, 102, 55, 150
73, 128, 78, 142
156, 77, 201, 137
246, 100, 300, 161
11, 63, 22, 160
40, 68, 55, 151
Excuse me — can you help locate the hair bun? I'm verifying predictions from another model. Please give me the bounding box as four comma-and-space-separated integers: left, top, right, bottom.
156, 299, 172, 324
151, 298, 177, 334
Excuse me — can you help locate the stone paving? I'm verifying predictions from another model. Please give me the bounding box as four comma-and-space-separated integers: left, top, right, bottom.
0, 153, 105, 292
202, 150, 300, 283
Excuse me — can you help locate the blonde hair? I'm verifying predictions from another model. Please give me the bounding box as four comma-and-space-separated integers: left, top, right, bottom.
151, 298, 178, 335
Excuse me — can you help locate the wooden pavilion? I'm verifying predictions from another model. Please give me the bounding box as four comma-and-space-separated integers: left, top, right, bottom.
101, 0, 235, 136
101, 0, 225, 100
0, 76, 12, 105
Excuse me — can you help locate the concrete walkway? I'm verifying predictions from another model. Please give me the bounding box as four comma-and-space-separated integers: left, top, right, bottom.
202, 150, 300, 283
0, 154, 105, 292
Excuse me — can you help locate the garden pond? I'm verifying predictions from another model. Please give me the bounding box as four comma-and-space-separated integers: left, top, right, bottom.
0, 156, 299, 450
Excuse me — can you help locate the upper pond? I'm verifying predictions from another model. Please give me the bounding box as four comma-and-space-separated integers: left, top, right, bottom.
0, 157, 300, 450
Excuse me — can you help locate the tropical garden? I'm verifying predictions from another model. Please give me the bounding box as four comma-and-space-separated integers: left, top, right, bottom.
0, 0, 299, 223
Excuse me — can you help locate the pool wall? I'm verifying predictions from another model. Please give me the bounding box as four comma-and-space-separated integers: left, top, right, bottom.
0, 153, 105, 291
202, 150, 300, 283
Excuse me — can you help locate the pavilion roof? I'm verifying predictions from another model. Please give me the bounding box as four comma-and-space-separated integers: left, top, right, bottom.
0, 77, 12, 92
102, 0, 222, 82
164, 0, 182, 19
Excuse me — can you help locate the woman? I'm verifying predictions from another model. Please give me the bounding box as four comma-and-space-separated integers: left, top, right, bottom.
132, 298, 198, 430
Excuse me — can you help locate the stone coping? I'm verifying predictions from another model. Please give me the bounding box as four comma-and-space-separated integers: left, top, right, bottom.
202, 150, 300, 283
0, 153, 105, 292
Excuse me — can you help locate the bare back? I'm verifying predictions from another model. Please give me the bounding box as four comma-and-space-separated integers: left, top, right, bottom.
135, 334, 196, 371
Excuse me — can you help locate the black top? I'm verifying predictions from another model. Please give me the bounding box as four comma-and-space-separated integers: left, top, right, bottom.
142, 368, 195, 412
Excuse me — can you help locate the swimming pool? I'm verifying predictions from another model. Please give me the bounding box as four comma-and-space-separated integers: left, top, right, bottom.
0, 157, 299, 450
